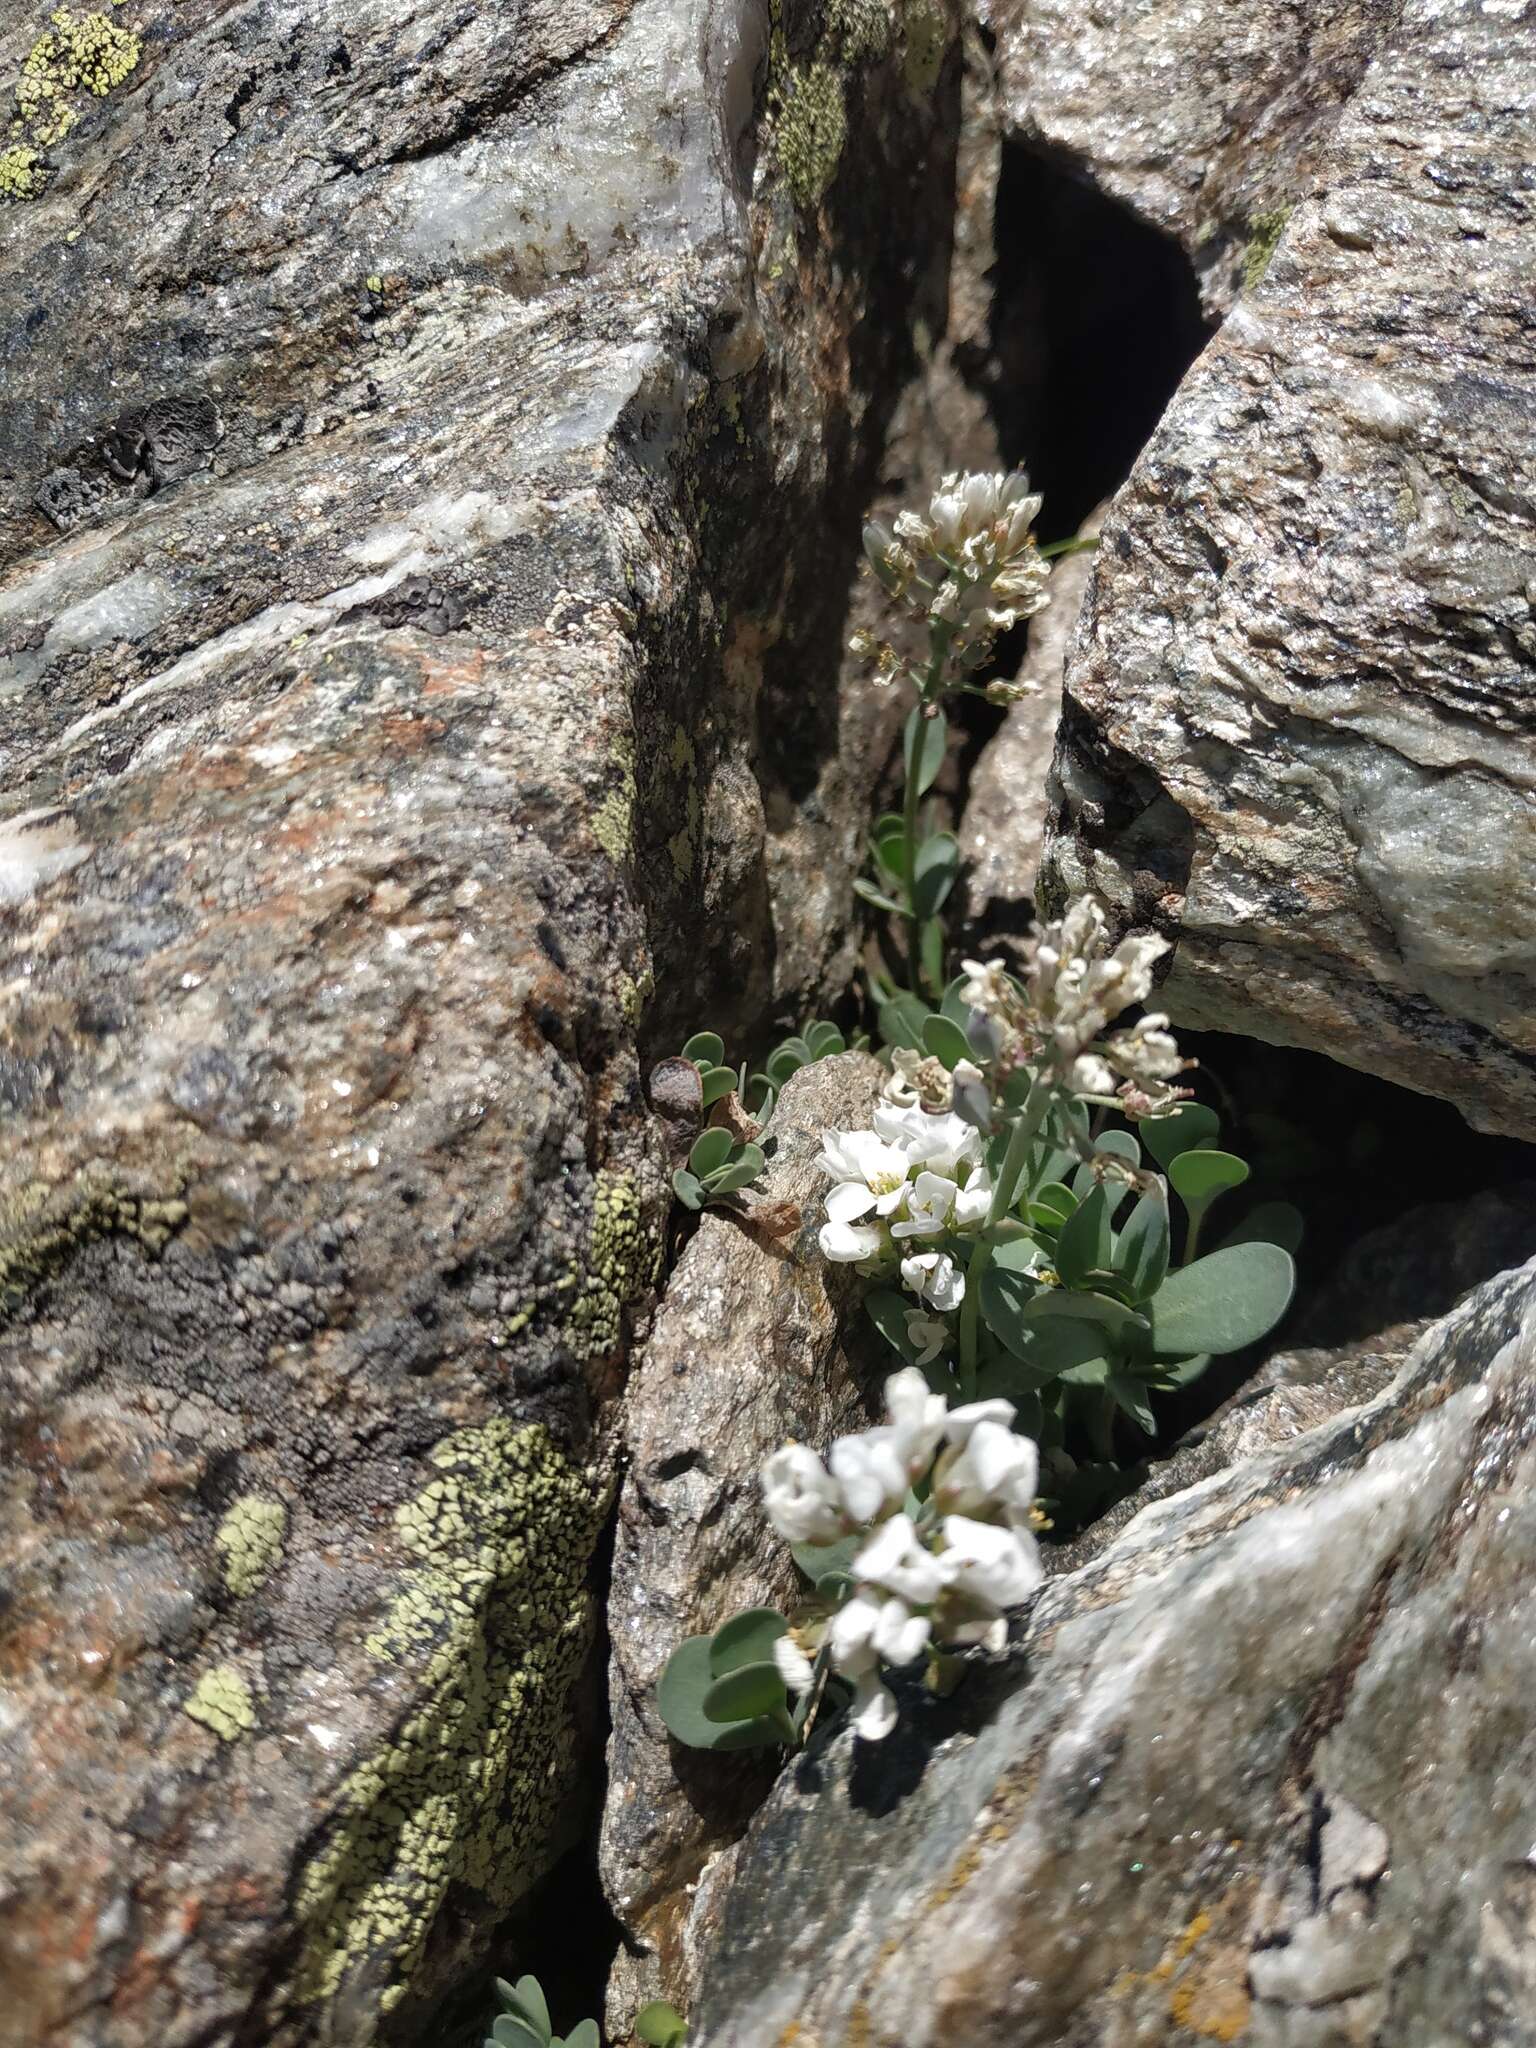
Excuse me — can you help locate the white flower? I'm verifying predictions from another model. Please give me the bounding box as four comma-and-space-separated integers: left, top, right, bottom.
873, 1105, 982, 1177
818, 1217, 889, 1264
773, 1633, 816, 1697
890, 1169, 957, 1239
1068, 1053, 1117, 1096
903, 1309, 950, 1366
871, 1596, 931, 1666
851, 1671, 899, 1741
818, 1129, 913, 1225
944, 1398, 1017, 1445
884, 1367, 949, 1469
853, 1513, 948, 1605
827, 1592, 882, 1677
959, 956, 1012, 1014
1103, 1012, 1186, 1085
952, 1170, 993, 1229
901, 1250, 966, 1312
829, 1426, 910, 1523
937, 1420, 1039, 1520
761, 1444, 845, 1545
940, 1514, 1043, 1612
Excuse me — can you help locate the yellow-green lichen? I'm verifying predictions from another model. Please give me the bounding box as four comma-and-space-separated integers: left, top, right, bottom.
184, 1665, 257, 1741
5, 3, 141, 191
827, 0, 892, 62
216, 1496, 288, 1598
1242, 206, 1291, 290
773, 56, 849, 210
294, 1420, 605, 2012
592, 735, 637, 865
899, 0, 945, 93
566, 1170, 656, 1357
617, 965, 654, 1030
0, 1172, 189, 1317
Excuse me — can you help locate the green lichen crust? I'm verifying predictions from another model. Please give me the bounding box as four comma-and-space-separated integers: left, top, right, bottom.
1242, 206, 1291, 289
184, 1666, 257, 1741
566, 1170, 656, 1357
592, 735, 637, 865
3, 2, 142, 199
294, 1420, 606, 2013
0, 1172, 188, 1316
769, 0, 945, 209
216, 1496, 288, 1598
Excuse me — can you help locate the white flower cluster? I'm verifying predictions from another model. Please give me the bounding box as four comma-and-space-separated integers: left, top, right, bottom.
762, 1369, 1043, 1741
961, 899, 1192, 1118
816, 1103, 993, 1325
854, 470, 1053, 683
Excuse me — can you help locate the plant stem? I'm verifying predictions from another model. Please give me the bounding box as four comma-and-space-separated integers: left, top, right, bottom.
900, 734, 925, 995
957, 1086, 1045, 1399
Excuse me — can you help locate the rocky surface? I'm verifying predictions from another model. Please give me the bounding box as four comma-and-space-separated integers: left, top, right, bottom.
1044, 0, 1536, 1141
958, 503, 1104, 947
983, 0, 1396, 315
0, 2, 961, 2041
686, 1247, 1536, 2046
601, 1052, 884, 2029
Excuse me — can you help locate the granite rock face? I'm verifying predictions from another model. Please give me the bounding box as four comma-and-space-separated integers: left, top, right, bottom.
983, 0, 1396, 314
958, 503, 1104, 946
687, 1249, 1536, 2047
600, 1052, 884, 2028
1044, 0, 1536, 1141
0, 1, 959, 2040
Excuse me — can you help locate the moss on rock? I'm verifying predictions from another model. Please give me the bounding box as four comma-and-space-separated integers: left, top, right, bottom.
294, 1420, 606, 2013
1242, 207, 1291, 289
567, 1170, 656, 1357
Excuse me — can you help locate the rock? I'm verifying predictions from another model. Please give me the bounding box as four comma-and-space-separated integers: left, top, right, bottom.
686, 1248, 1536, 2046
958, 503, 1106, 945
983, 0, 1395, 315
600, 1051, 884, 2031
1043, 0, 1536, 1141
0, 0, 962, 2037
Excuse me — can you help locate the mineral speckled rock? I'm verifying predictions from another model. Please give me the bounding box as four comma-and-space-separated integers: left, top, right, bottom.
686, 1251, 1536, 2047
1043, 0, 1536, 1141
600, 1052, 885, 2030
0, 0, 962, 2038
982, 0, 1395, 314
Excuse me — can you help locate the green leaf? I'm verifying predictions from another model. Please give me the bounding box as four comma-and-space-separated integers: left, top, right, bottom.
1115, 1185, 1171, 1301
872, 813, 907, 876
493, 2018, 547, 2048
867, 1288, 926, 1366
688, 1127, 734, 1179
698, 1064, 737, 1107
671, 1169, 703, 1211
1220, 1200, 1304, 1256
636, 2002, 689, 2048
920, 915, 946, 997
904, 704, 948, 797
709, 1609, 788, 1678
1058, 1351, 1113, 1388
1055, 1184, 1114, 1289
1108, 1373, 1157, 1435
1168, 1149, 1250, 1206
564, 2023, 601, 2048
921, 1012, 973, 1070
878, 992, 931, 1052
766, 1040, 809, 1085
913, 833, 959, 920
681, 1032, 725, 1070
1027, 1181, 1077, 1230
1147, 1351, 1212, 1390
854, 875, 909, 918
805, 1020, 845, 1059
1146, 1242, 1296, 1357
1141, 1102, 1220, 1170
792, 1531, 864, 1586
702, 1660, 788, 1725
940, 975, 974, 1028
656, 1638, 783, 1752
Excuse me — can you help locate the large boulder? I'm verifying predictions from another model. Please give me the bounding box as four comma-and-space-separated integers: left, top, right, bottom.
0, 0, 960, 2039
685, 1245, 1536, 2046
1043, 0, 1536, 1140
600, 1052, 883, 2029
982, 0, 1395, 314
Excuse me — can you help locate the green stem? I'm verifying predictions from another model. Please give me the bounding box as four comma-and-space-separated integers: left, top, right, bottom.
900, 734, 925, 995
957, 1086, 1045, 1399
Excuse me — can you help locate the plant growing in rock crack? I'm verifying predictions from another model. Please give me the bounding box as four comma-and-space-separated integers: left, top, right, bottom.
664, 1022, 856, 1212
484, 1975, 687, 2048
657, 469, 1301, 1746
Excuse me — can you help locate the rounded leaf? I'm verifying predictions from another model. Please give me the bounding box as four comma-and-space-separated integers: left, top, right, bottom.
1147, 1242, 1296, 1357
657, 1638, 783, 1752
1168, 1149, 1250, 1205
688, 1126, 734, 1178
920, 1011, 973, 1070
878, 993, 932, 1052
636, 2004, 689, 2048
699, 1064, 738, 1107
702, 1660, 788, 1725
709, 1608, 789, 1678
1055, 1184, 1114, 1290
1141, 1102, 1220, 1170
805, 1020, 846, 1059
671, 1169, 703, 1210
493, 2017, 547, 2048
913, 833, 960, 920
564, 2023, 601, 2048
681, 1031, 725, 1069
